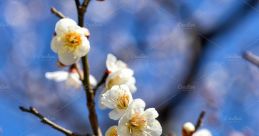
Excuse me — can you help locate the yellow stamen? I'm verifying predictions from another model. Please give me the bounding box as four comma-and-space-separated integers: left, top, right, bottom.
62, 32, 82, 53
127, 113, 147, 135
106, 75, 124, 91
106, 126, 118, 136
117, 94, 130, 109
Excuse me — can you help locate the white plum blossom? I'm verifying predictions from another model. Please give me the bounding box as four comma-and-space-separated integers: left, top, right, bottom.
118, 99, 162, 136
193, 129, 212, 136
106, 53, 127, 73
45, 71, 97, 89
105, 54, 136, 93
100, 85, 133, 120
51, 18, 90, 65
105, 125, 118, 136
105, 69, 136, 93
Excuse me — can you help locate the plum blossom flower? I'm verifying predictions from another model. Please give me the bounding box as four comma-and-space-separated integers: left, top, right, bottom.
51, 18, 90, 65
45, 71, 96, 89
105, 54, 136, 93
105, 69, 136, 93
100, 85, 133, 120
105, 126, 118, 136
118, 99, 162, 136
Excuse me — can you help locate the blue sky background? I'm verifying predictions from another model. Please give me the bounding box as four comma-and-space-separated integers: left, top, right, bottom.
0, 0, 259, 136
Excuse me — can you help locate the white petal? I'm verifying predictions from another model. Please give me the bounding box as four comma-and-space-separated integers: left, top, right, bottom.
99, 94, 108, 109
100, 93, 116, 109
81, 27, 90, 37
128, 99, 145, 114
116, 60, 127, 69
106, 53, 127, 72
144, 120, 162, 136
193, 129, 212, 136
89, 74, 97, 86
118, 116, 131, 136
143, 108, 159, 119
65, 73, 82, 88
45, 71, 68, 82
51, 36, 62, 53
75, 36, 90, 57
119, 69, 134, 78
126, 77, 137, 93
109, 109, 125, 120
58, 52, 80, 65
55, 18, 77, 35
106, 53, 117, 71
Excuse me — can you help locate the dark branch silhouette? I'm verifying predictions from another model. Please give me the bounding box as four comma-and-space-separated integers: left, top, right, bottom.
20, 106, 84, 136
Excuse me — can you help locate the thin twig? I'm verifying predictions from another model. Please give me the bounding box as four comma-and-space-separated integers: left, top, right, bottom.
194, 111, 206, 131
243, 51, 259, 68
50, 7, 65, 18
74, 0, 102, 135
75, 0, 81, 11
19, 106, 79, 136
82, 0, 91, 12
93, 71, 109, 95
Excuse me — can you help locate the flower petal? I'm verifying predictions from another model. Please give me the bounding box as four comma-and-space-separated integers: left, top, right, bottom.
90, 74, 97, 87
106, 54, 127, 72
128, 99, 145, 114
144, 120, 162, 136
109, 109, 125, 120
65, 73, 82, 89
58, 52, 80, 65
143, 108, 159, 119
45, 71, 68, 82
55, 18, 77, 35
193, 129, 212, 136
51, 36, 62, 53
75, 36, 90, 57
106, 53, 117, 71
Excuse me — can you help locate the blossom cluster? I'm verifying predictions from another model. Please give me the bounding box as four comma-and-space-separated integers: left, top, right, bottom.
47, 18, 162, 136
102, 54, 162, 136
47, 18, 212, 136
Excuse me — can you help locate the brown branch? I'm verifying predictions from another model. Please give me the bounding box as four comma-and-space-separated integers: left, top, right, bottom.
194, 111, 206, 132
50, 7, 65, 18
19, 106, 80, 136
243, 51, 259, 68
75, 0, 81, 11
74, 1, 102, 136
93, 71, 108, 95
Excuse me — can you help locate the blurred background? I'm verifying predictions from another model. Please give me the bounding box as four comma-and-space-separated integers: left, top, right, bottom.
0, 0, 259, 135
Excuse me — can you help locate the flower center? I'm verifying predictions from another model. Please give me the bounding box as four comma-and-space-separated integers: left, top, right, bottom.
107, 126, 118, 136
117, 94, 130, 109
63, 32, 82, 52
106, 75, 125, 90
127, 113, 147, 135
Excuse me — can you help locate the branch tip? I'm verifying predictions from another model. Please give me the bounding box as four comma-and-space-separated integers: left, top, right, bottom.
50, 7, 65, 19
